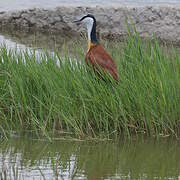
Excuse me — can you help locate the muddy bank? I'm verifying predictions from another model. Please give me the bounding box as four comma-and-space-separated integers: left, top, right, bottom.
0, 5, 180, 44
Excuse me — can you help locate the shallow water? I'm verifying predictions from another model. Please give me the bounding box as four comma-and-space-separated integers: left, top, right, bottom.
0, 30, 87, 61
0, 138, 180, 179
0, 0, 180, 11
0, 34, 26, 50
0, 30, 75, 52
0, 29, 121, 60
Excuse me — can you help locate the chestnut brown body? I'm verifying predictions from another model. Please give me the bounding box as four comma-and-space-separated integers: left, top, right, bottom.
85, 44, 118, 81
74, 14, 118, 81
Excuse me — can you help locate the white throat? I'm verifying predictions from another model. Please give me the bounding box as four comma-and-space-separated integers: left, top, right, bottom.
82, 17, 94, 41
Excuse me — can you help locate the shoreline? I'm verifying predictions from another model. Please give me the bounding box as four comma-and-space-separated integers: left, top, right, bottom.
0, 4, 180, 44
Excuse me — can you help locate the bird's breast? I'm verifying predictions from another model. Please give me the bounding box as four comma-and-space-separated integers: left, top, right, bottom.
88, 41, 97, 51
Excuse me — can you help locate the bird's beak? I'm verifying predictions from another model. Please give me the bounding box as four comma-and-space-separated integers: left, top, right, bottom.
73, 20, 80, 23
72, 19, 81, 26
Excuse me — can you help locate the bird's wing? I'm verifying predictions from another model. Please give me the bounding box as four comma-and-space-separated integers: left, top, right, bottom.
86, 44, 118, 80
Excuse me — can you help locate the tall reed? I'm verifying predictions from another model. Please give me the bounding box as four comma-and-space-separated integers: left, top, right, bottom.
0, 31, 180, 140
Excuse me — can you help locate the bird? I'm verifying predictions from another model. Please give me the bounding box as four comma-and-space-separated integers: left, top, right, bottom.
73, 14, 118, 81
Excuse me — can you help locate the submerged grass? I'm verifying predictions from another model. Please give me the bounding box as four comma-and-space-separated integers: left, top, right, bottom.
0, 30, 180, 140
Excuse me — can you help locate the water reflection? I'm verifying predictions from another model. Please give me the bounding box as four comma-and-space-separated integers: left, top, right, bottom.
0, 34, 26, 50
0, 28, 87, 60
0, 29, 76, 50
0, 138, 180, 179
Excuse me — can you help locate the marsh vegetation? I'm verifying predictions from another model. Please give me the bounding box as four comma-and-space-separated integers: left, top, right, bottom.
0, 30, 180, 140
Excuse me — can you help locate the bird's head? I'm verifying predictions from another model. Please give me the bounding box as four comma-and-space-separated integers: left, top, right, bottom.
73, 14, 98, 49
73, 14, 96, 29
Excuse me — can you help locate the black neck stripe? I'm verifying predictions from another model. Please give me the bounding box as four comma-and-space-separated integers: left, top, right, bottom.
91, 19, 98, 44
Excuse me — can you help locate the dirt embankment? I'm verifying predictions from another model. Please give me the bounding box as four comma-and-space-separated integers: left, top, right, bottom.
0, 5, 180, 44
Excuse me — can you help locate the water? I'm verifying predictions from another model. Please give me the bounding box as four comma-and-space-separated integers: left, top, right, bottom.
0, 0, 180, 11
0, 34, 26, 50
0, 30, 76, 52
0, 138, 180, 179
0, 30, 87, 62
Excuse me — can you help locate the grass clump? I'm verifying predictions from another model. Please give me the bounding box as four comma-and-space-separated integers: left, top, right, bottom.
0, 31, 180, 140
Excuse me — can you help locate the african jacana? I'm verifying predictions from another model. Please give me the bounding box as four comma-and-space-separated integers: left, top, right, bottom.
74, 14, 118, 81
